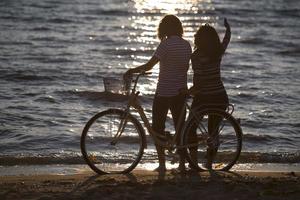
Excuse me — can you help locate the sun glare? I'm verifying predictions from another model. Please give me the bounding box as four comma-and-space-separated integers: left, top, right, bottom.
134, 0, 198, 14
124, 0, 214, 93
131, 0, 213, 43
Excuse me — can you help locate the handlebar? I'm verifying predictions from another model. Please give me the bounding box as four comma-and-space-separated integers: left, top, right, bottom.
123, 70, 235, 114
123, 71, 152, 94
133, 71, 152, 76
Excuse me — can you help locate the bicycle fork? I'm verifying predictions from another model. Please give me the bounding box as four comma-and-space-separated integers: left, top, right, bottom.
110, 92, 140, 146
110, 109, 130, 145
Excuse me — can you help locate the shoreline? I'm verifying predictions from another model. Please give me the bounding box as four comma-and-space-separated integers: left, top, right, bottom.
0, 170, 299, 200
1, 162, 300, 177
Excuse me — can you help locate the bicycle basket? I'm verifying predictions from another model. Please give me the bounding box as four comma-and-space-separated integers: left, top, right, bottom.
103, 77, 131, 95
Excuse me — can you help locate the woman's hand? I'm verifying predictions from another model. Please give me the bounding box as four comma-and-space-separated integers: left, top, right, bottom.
123, 56, 158, 81
224, 18, 230, 29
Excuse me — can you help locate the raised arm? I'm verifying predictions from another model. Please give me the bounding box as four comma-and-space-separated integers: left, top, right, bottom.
222, 18, 231, 51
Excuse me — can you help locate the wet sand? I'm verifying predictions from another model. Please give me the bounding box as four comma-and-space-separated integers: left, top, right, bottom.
0, 170, 299, 200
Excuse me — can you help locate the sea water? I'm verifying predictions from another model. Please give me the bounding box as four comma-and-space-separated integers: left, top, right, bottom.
0, 0, 299, 166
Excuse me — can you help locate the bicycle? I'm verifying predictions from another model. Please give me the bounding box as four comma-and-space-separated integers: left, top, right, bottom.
80, 71, 243, 174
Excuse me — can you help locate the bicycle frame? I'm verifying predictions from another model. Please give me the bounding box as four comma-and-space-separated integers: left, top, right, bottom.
80, 72, 243, 174
119, 72, 234, 152
124, 73, 181, 149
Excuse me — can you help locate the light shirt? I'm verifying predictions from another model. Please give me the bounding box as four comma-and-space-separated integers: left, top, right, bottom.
153, 36, 192, 97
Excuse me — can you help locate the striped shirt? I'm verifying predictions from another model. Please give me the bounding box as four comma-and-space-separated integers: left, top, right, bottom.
153, 36, 192, 97
191, 27, 231, 94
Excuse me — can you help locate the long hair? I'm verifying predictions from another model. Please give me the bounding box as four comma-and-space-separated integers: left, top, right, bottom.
194, 24, 223, 60
157, 15, 183, 40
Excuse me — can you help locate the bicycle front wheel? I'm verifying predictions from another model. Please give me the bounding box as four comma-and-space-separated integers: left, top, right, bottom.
81, 109, 146, 174
182, 109, 242, 171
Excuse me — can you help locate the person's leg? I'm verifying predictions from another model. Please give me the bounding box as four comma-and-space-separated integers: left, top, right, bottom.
206, 94, 229, 169
207, 96, 228, 149
169, 94, 186, 171
152, 95, 169, 172
170, 94, 186, 139
186, 97, 205, 168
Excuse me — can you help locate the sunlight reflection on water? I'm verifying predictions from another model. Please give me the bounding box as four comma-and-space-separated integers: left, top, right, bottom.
1, 0, 299, 158
124, 0, 216, 95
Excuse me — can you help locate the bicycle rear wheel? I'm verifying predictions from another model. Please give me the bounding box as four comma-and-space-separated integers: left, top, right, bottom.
81, 109, 146, 174
182, 109, 242, 171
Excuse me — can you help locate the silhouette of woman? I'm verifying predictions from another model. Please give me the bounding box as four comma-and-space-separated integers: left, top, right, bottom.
124, 15, 192, 173
189, 18, 231, 169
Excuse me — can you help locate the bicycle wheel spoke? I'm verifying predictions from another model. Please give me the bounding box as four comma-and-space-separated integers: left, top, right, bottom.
183, 109, 242, 171
197, 121, 208, 135
81, 109, 145, 174
191, 111, 208, 134
217, 120, 225, 134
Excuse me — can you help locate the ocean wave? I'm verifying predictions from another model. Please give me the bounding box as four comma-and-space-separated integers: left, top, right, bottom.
238, 152, 300, 163
27, 3, 58, 9
3, 73, 55, 82
237, 38, 264, 45
42, 57, 76, 63
34, 95, 58, 104
31, 36, 57, 42
77, 9, 130, 16
71, 90, 129, 102
102, 48, 155, 57
273, 8, 300, 17
242, 133, 294, 144
277, 48, 300, 56
21, 56, 75, 63
0, 15, 18, 20
47, 18, 76, 24
31, 26, 51, 31
59, 88, 153, 103
236, 92, 257, 99
0, 41, 33, 46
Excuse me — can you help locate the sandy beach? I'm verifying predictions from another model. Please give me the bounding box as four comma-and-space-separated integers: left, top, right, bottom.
0, 170, 299, 200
